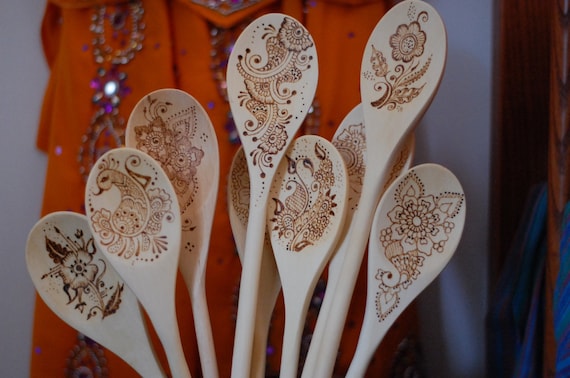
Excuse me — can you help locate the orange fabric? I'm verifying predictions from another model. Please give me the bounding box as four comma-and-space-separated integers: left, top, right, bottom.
31, 0, 418, 376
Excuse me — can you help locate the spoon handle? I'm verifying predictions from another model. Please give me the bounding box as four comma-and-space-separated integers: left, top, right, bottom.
306, 170, 387, 378
144, 291, 192, 378
345, 312, 388, 377
231, 199, 269, 378
301, 218, 356, 377
190, 283, 219, 378
280, 289, 313, 378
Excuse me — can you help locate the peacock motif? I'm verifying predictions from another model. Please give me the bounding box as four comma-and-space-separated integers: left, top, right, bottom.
87, 152, 175, 262
269, 140, 338, 252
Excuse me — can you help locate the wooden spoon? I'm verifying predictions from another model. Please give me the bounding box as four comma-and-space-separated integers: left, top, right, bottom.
302, 104, 415, 376
125, 88, 220, 377
347, 163, 466, 376
227, 146, 281, 378
85, 147, 191, 378
306, 1, 447, 376
267, 135, 348, 378
226, 13, 318, 377
25, 211, 166, 377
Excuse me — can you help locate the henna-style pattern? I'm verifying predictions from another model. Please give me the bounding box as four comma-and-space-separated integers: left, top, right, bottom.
269, 141, 340, 252
363, 6, 431, 112
86, 152, 176, 263
332, 123, 366, 212
131, 95, 205, 232
40, 224, 123, 320
234, 16, 315, 179
374, 170, 464, 321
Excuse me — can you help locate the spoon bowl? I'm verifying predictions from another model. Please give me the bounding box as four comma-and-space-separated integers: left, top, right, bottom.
267, 134, 348, 378
25, 211, 165, 377
226, 13, 318, 377
302, 104, 415, 375
126, 88, 220, 377
304, 1, 447, 375
347, 163, 466, 376
85, 147, 191, 378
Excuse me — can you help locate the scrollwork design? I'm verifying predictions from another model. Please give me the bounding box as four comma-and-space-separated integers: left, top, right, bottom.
234, 16, 314, 178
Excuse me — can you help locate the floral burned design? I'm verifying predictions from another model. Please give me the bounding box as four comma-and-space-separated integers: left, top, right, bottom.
269, 141, 339, 252
131, 95, 205, 231
364, 9, 431, 112
374, 170, 464, 321
332, 122, 366, 212
40, 224, 123, 320
86, 153, 176, 263
234, 16, 315, 179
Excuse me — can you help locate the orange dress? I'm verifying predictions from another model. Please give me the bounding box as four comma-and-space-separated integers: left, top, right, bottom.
32, 0, 419, 376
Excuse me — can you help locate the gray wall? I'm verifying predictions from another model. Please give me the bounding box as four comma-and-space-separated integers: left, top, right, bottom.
0, 0, 491, 376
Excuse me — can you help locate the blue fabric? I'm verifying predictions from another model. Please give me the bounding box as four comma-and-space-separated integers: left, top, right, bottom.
487, 184, 547, 377
554, 201, 570, 377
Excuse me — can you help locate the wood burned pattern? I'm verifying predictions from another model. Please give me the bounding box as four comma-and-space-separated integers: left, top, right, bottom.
332, 122, 366, 212
362, 5, 432, 112
374, 170, 464, 321
233, 16, 315, 179
269, 139, 343, 252
39, 221, 124, 320
229, 148, 250, 226
130, 95, 205, 232
86, 150, 176, 263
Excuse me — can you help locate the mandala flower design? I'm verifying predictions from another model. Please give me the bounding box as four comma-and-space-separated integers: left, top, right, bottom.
278, 17, 313, 52
390, 21, 426, 63
374, 169, 464, 323
386, 188, 447, 256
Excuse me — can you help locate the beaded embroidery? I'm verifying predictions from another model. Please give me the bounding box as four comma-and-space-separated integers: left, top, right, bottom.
65, 333, 109, 378
192, 0, 263, 16
78, 1, 145, 181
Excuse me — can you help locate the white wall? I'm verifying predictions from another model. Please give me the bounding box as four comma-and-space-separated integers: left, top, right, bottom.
0, 0, 491, 376
415, 1, 491, 377
0, 2, 47, 377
